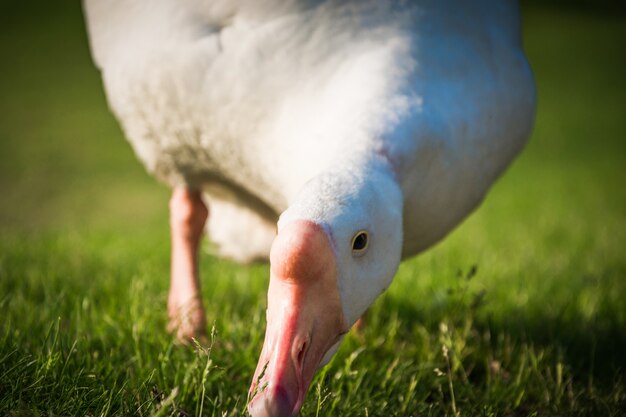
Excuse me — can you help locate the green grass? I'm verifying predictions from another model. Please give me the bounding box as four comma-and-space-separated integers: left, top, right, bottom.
1, 2, 625, 416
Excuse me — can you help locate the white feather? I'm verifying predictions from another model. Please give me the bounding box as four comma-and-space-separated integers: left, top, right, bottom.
84, 0, 535, 313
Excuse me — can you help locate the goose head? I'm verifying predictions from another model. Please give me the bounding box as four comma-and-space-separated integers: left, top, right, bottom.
248, 159, 403, 417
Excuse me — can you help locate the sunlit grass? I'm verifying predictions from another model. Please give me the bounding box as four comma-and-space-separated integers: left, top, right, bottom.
1, 2, 625, 416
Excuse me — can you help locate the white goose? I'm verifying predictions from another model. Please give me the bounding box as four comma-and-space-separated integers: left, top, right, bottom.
83, 1, 535, 415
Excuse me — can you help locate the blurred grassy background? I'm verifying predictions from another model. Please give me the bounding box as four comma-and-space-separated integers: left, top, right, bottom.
0, 1, 169, 232
1, 0, 625, 415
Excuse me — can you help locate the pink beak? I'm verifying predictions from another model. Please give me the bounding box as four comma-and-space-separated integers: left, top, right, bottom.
248, 220, 348, 417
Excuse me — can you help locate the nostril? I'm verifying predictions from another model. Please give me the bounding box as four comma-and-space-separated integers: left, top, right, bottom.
298, 343, 306, 366
296, 341, 307, 367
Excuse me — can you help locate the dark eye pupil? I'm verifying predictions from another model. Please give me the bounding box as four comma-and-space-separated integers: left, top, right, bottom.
353, 233, 368, 250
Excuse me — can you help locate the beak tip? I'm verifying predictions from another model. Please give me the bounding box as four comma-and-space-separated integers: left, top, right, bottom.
248, 385, 296, 417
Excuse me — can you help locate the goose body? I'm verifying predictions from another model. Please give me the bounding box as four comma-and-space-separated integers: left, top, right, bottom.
84, 1, 535, 415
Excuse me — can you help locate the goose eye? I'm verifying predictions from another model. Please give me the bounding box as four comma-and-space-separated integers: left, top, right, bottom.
351, 231, 369, 256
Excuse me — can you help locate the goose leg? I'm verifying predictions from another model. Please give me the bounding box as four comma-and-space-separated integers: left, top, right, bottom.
167, 187, 209, 342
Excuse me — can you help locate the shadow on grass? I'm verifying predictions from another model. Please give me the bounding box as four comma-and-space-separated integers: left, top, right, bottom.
383, 277, 626, 385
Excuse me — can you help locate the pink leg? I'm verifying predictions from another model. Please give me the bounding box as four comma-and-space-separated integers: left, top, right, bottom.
352, 309, 369, 336
167, 188, 209, 342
